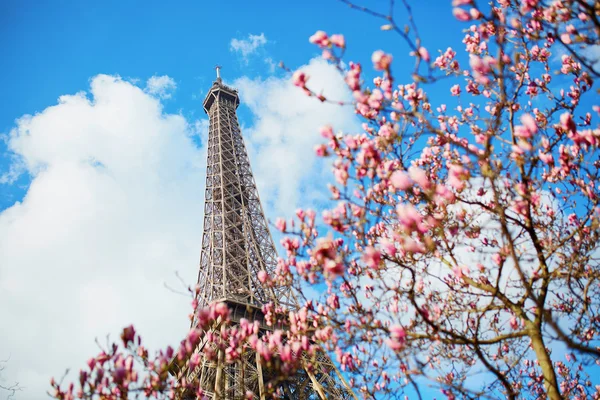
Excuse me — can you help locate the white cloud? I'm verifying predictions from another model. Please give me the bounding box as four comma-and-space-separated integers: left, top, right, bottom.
192, 118, 209, 139
264, 57, 277, 73
234, 57, 359, 218
230, 33, 268, 62
0, 75, 204, 398
145, 75, 177, 99
0, 155, 25, 184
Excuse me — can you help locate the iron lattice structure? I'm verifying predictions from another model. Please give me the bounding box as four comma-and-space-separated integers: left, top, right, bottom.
172, 71, 356, 400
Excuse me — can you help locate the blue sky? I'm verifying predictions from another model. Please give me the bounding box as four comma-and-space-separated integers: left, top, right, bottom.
0, 0, 463, 140
3, 1, 596, 399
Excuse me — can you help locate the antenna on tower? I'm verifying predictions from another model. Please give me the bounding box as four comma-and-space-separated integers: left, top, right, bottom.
215, 65, 222, 80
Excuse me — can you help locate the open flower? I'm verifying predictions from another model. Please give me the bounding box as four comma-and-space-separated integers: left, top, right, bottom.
372, 50, 393, 70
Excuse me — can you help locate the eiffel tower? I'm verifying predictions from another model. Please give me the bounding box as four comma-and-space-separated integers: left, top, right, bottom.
171, 67, 356, 399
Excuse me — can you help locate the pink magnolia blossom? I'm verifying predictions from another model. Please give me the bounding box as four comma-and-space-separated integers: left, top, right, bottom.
378, 124, 395, 139
538, 150, 554, 165
453, 7, 472, 21
452, 265, 469, 279
386, 325, 406, 351
469, 8, 482, 19
450, 84, 461, 96
521, 114, 538, 134
313, 237, 337, 264
469, 55, 495, 85
292, 71, 308, 87
510, 316, 519, 330
402, 237, 426, 253
560, 33, 572, 44
275, 218, 287, 232
324, 259, 345, 277
330, 34, 346, 48
492, 253, 504, 266
408, 166, 431, 190
447, 163, 470, 191
396, 204, 428, 234
515, 113, 539, 139
521, 0, 539, 12
314, 144, 328, 156
418, 47, 430, 62
362, 246, 382, 269
379, 238, 397, 256
257, 270, 268, 284
560, 112, 577, 133
120, 325, 136, 346
372, 50, 393, 70
390, 170, 412, 190
309, 30, 329, 47
320, 125, 334, 139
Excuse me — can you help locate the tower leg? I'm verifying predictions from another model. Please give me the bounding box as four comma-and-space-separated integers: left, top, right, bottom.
214, 325, 226, 399
306, 368, 327, 400
255, 352, 266, 400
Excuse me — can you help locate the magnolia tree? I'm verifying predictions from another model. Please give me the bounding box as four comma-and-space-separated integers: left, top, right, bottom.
51, 0, 600, 399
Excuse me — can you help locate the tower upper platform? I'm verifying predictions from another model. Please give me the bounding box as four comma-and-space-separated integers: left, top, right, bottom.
202, 77, 239, 114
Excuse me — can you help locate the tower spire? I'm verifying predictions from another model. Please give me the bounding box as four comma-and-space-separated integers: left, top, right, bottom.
215, 65, 221, 81
172, 70, 356, 400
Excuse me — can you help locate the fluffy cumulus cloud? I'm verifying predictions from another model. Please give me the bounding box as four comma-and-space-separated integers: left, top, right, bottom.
230, 33, 268, 62
145, 75, 177, 99
234, 58, 359, 218
0, 75, 204, 398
